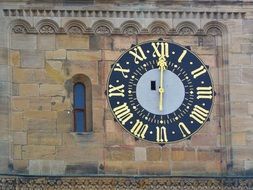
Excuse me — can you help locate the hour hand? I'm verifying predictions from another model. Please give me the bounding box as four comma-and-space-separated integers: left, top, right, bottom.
157, 56, 167, 111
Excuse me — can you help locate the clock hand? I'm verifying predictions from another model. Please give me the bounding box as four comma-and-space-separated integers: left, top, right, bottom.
157, 56, 168, 111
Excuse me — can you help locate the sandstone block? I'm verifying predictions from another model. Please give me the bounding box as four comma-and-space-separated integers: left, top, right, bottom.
11, 112, 25, 131
171, 149, 185, 161
13, 132, 27, 145
232, 132, 246, 146
230, 102, 248, 116
103, 50, 122, 61
45, 62, 65, 84
191, 133, 217, 146
107, 147, 134, 161
24, 111, 57, 120
51, 96, 71, 111
0, 65, 10, 82
46, 49, 66, 60
67, 50, 101, 61
134, 147, 146, 161
0, 157, 8, 173
229, 67, 241, 84
13, 145, 22, 159
113, 35, 136, 50
21, 50, 45, 68
106, 132, 123, 145
38, 34, 56, 50
28, 132, 62, 146
121, 161, 138, 175
0, 48, 8, 65
233, 148, 253, 161
0, 141, 9, 156
57, 111, 72, 126
242, 67, 253, 83
10, 50, 20, 67
231, 116, 253, 132
56, 145, 103, 162
11, 34, 37, 50
104, 161, 122, 174
19, 84, 39, 97
89, 35, 113, 50
28, 160, 41, 175
241, 44, 253, 53
138, 161, 170, 175
56, 35, 89, 49
12, 97, 29, 111
22, 145, 56, 160
172, 161, 206, 174
161, 147, 170, 161
66, 162, 98, 175
147, 147, 161, 161
13, 68, 35, 83
25, 118, 56, 131
13, 160, 28, 173
39, 84, 66, 96
230, 84, 253, 101
201, 54, 216, 68
248, 103, 253, 115
230, 54, 251, 65
29, 97, 51, 111
0, 96, 9, 114
0, 82, 10, 96
197, 149, 218, 161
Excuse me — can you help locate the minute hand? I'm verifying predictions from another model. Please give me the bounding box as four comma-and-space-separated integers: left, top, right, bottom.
157, 56, 167, 111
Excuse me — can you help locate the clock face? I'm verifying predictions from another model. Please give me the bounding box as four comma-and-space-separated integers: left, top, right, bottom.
106, 40, 214, 144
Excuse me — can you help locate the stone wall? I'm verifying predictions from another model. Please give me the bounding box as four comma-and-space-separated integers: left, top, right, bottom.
0, 0, 252, 177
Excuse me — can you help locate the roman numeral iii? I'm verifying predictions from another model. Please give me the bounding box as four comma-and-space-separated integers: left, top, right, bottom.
151, 42, 169, 58
130, 119, 148, 139
190, 105, 209, 124
129, 46, 147, 64
113, 103, 133, 125
191, 66, 206, 78
156, 126, 168, 142
197, 86, 212, 99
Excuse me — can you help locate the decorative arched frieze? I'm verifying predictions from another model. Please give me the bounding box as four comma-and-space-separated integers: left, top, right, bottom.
10, 19, 37, 34
176, 21, 198, 35
36, 19, 60, 34
120, 20, 141, 35
92, 20, 114, 35
203, 21, 228, 36
147, 21, 170, 35
64, 20, 87, 34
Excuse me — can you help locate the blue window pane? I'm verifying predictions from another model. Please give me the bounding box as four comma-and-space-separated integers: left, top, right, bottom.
76, 111, 84, 132
74, 83, 85, 109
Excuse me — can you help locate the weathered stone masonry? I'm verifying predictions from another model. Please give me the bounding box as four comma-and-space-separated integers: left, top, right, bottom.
0, 1, 253, 186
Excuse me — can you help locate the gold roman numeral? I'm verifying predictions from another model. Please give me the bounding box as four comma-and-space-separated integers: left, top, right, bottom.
129, 46, 147, 64
108, 84, 125, 97
178, 50, 187, 63
191, 66, 207, 78
113, 63, 130, 78
130, 119, 148, 139
113, 103, 133, 125
197, 86, 212, 99
151, 42, 169, 58
156, 126, 168, 142
178, 122, 191, 137
190, 105, 209, 124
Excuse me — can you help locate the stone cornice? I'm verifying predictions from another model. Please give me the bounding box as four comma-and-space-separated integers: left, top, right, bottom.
0, 175, 253, 189
3, 8, 246, 19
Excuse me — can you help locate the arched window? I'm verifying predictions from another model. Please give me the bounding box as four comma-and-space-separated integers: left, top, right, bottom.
74, 83, 86, 132
72, 74, 92, 132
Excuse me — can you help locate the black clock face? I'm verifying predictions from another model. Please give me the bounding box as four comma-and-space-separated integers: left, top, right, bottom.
106, 40, 214, 143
